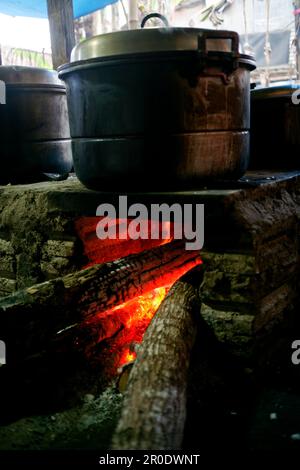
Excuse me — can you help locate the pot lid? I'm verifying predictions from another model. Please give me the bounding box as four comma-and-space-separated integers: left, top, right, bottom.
71, 27, 243, 61
0, 66, 64, 86
251, 82, 300, 99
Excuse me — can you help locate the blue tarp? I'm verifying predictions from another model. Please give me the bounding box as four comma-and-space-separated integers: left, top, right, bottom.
0, 0, 118, 19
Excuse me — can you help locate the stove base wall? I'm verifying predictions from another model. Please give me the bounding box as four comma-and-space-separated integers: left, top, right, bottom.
0, 173, 300, 361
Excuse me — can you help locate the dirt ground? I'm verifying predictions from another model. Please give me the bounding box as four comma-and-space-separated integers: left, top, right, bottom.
0, 385, 123, 450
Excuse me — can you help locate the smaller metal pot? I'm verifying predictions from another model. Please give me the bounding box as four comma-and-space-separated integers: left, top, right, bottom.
250, 83, 300, 170
0, 66, 73, 184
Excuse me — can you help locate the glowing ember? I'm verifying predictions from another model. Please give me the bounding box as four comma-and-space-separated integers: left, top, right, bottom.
115, 286, 169, 367
121, 287, 168, 329
75, 217, 202, 374
122, 350, 136, 364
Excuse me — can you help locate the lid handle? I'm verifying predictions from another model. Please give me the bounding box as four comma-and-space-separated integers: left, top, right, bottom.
141, 13, 169, 29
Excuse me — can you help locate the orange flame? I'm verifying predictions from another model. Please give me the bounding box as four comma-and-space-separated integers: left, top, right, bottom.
116, 286, 169, 367
122, 287, 167, 329
122, 351, 136, 364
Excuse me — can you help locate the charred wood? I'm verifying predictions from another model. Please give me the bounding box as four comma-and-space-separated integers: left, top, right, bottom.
112, 269, 203, 450
0, 241, 201, 363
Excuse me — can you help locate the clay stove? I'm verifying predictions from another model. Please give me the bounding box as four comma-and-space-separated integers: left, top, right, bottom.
0, 170, 300, 450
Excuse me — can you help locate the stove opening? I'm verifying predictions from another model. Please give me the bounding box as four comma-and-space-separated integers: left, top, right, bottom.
75, 216, 202, 373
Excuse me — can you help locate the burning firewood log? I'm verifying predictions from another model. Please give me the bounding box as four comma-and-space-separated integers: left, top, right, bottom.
112, 269, 203, 450
0, 241, 201, 364
75, 217, 173, 265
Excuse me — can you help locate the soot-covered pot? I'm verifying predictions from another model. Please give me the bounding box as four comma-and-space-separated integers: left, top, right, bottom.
59, 15, 255, 191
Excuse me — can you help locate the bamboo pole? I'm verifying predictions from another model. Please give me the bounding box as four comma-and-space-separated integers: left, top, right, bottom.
129, 0, 139, 29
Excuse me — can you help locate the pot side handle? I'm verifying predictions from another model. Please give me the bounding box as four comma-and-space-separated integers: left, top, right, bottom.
198, 30, 239, 70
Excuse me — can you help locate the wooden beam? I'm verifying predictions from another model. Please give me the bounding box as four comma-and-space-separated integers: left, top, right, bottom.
47, 0, 75, 70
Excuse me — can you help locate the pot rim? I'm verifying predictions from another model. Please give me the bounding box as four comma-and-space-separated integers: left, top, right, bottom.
251, 83, 300, 100
58, 49, 256, 77
0, 65, 65, 87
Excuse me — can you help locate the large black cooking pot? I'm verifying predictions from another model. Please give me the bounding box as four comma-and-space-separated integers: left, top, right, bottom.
250, 83, 300, 170
0, 66, 73, 184
59, 16, 255, 191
